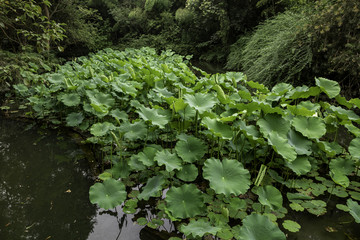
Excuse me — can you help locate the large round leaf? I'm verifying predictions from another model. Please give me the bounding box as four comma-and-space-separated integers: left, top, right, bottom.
155, 149, 182, 172
203, 158, 250, 196
138, 175, 165, 201
202, 117, 233, 140
268, 131, 297, 162
287, 129, 312, 156
184, 92, 217, 114
137, 105, 170, 129
58, 93, 81, 107
257, 114, 291, 138
254, 185, 283, 210
175, 134, 207, 163
329, 157, 354, 188
315, 77, 340, 98
89, 178, 127, 210
286, 156, 311, 175
236, 214, 286, 240
180, 219, 221, 238
136, 146, 158, 167
90, 122, 116, 137
347, 199, 360, 223
165, 184, 205, 219
176, 164, 198, 182
349, 137, 360, 160
66, 112, 84, 127
291, 116, 326, 139
119, 121, 147, 141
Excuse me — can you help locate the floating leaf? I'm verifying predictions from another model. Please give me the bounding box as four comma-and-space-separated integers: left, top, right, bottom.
176, 164, 198, 182
175, 134, 207, 163
138, 175, 165, 201
315, 77, 340, 98
291, 116, 326, 139
254, 185, 283, 210
202, 117, 233, 140
90, 122, 116, 137
119, 121, 147, 141
184, 92, 217, 114
286, 156, 311, 175
180, 219, 221, 238
347, 199, 360, 223
203, 158, 250, 196
165, 184, 205, 219
282, 220, 301, 233
89, 178, 127, 210
155, 149, 182, 172
301, 200, 327, 216
66, 112, 84, 127
236, 214, 286, 240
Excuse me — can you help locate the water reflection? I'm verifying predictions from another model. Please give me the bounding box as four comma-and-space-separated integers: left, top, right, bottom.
0, 118, 96, 240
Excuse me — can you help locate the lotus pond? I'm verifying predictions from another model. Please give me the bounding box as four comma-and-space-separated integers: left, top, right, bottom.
4, 47, 360, 239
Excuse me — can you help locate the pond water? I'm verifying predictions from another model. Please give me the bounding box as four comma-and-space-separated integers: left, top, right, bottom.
0, 117, 174, 240
1, 117, 359, 240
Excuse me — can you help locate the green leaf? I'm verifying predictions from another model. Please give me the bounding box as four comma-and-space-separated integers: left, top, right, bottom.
66, 112, 84, 127
202, 117, 233, 140
138, 175, 165, 201
347, 199, 360, 223
329, 157, 354, 188
90, 122, 116, 137
110, 109, 128, 121
58, 93, 81, 107
302, 200, 327, 216
136, 147, 158, 167
175, 134, 207, 163
282, 220, 301, 233
315, 77, 340, 98
257, 114, 290, 138
254, 185, 283, 210
203, 158, 251, 196
137, 217, 148, 226
287, 129, 312, 156
155, 149, 182, 172
176, 164, 198, 182
137, 106, 170, 129
119, 121, 147, 141
89, 179, 127, 210
291, 116, 326, 139
268, 131, 297, 162
285, 156, 311, 175
236, 214, 286, 240
165, 184, 205, 219
180, 219, 221, 238
184, 92, 217, 114
349, 137, 360, 160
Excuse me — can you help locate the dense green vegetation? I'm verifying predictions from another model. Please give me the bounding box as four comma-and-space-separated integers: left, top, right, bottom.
11, 48, 360, 239
1, 0, 360, 239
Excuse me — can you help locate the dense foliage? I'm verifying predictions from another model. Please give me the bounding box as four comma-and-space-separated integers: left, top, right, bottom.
13, 48, 360, 239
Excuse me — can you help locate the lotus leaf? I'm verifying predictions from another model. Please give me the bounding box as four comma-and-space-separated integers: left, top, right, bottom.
86, 90, 115, 107
349, 137, 360, 160
175, 134, 207, 163
286, 156, 311, 175
58, 93, 81, 107
345, 124, 360, 137
272, 83, 293, 95
176, 164, 198, 182
109, 160, 130, 179
184, 92, 217, 114
202, 117, 233, 140
330, 157, 354, 188
291, 116, 326, 139
289, 202, 304, 212
203, 158, 250, 196
236, 214, 286, 240
257, 114, 290, 138
287, 129, 312, 156
110, 109, 128, 121
347, 199, 360, 223
267, 131, 297, 162
350, 191, 360, 201
180, 219, 221, 238
66, 112, 84, 127
282, 220, 301, 233
255, 185, 283, 210
155, 149, 182, 172
138, 175, 165, 200
301, 200, 327, 216
128, 155, 146, 171
137, 106, 170, 129
350, 98, 360, 109
317, 141, 342, 157
136, 147, 158, 167
90, 122, 116, 137
315, 77, 340, 98
119, 121, 147, 141
48, 73, 65, 84
89, 178, 127, 210
165, 184, 205, 218
330, 105, 360, 122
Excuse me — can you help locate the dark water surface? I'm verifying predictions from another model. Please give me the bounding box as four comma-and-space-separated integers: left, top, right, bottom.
0, 118, 173, 240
